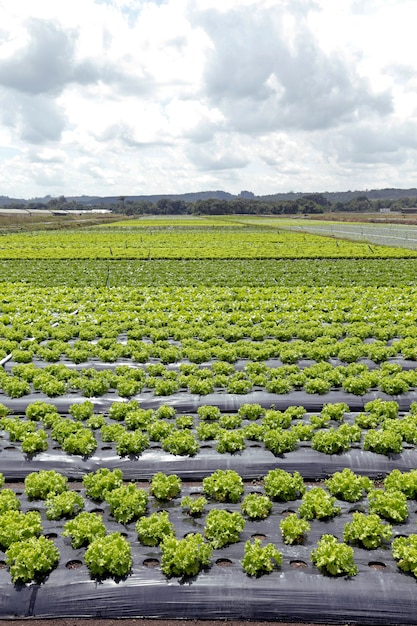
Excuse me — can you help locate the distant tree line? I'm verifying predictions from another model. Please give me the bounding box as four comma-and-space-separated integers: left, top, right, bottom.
113, 193, 417, 215
117, 193, 331, 216
2, 192, 417, 215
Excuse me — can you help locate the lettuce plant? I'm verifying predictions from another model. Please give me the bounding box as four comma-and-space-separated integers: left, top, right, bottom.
101, 423, 126, 442
325, 468, 373, 502
392, 534, 417, 578
320, 402, 349, 422
150, 472, 182, 500
51, 418, 84, 445
115, 430, 149, 456
355, 411, 386, 429
2, 375, 31, 398
136, 511, 175, 546
197, 405, 221, 421
45, 491, 85, 520
87, 413, 106, 429
241, 493, 272, 520
6, 535, 60, 583
161, 430, 199, 456
0, 488, 20, 514
69, 401, 94, 421
125, 408, 154, 430
105, 484, 149, 524
155, 404, 177, 419
363, 429, 403, 455
84, 532, 132, 578
1, 417, 36, 442
216, 429, 245, 453
218, 414, 242, 429
61, 428, 97, 456
108, 400, 139, 421
175, 415, 194, 430
0, 510, 42, 549
311, 424, 360, 455
280, 513, 310, 545
82, 468, 124, 501
290, 423, 314, 441
343, 512, 392, 549
147, 419, 175, 441
24, 470, 68, 500
311, 534, 358, 577
263, 469, 305, 501
263, 409, 292, 430
196, 421, 220, 441
0, 403, 9, 418
368, 489, 408, 523
263, 428, 298, 455
21, 430, 48, 454
299, 488, 341, 520
181, 495, 207, 517
241, 538, 282, 577
116, 377, 143, 398
202, 469, 244, 503
237, 403, 265, 420
204, 509, 245, 548
63, 512, 107, 548
25, 401, 58, 421
160, 533, 212, 578
384, 469, 417, 499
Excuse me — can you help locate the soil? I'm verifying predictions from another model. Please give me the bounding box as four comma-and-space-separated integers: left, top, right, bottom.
5, 616, 417, 626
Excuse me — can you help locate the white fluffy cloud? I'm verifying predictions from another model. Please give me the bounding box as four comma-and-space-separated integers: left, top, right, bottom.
0, 0, 416, 197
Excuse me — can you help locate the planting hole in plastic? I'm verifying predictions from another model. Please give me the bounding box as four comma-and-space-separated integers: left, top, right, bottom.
368, 562, 386, 570
290, 560, 308, 569
143, 559, 159, 568
66, 560, 83, 569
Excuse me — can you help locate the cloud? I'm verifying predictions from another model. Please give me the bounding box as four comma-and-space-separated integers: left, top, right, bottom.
27, 148, 67, 164
0, 16, 154, 98
95, 121, 174, 148
323, 120, 417, 165
384, 63, 417, 85
0, 92, 67, 144
187, 136, 249, 171
0, 19, 78, 95
0, 0, 415, 197
196, 5, 392, 134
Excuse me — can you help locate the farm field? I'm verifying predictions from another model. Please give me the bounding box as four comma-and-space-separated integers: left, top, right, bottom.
3, 258, 417, 287
0, 222, 417, 259
233, 216, 417, 252
1, 218, 417, 623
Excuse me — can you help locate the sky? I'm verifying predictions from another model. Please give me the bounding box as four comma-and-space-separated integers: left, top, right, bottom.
0, 0, 416, 199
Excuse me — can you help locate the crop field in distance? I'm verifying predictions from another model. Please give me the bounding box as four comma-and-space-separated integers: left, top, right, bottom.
1, 214, 417, 623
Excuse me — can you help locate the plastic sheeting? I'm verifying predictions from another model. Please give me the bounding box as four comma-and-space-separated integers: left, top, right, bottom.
1, 385, 417, 622
1, 484, 417, 623
2, 443, 417, 482
4, 388, 417, 414
1, 393, 417, 480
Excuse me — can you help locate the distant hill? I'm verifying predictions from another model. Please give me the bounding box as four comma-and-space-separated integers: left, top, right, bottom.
259, 188, 417, 203
2, 187, 417, 207
45, 190, 234, 206
0, 195, 26, 207
64, 188, 417, 205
